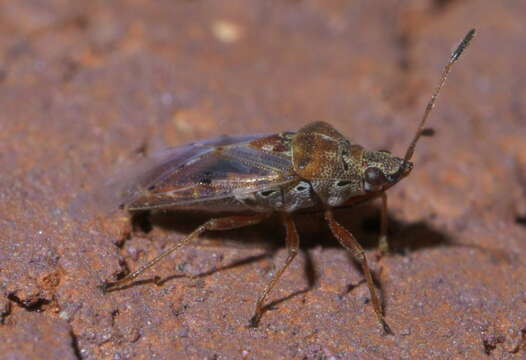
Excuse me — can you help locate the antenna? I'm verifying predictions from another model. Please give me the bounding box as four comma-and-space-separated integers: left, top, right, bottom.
403, 29, 476, 163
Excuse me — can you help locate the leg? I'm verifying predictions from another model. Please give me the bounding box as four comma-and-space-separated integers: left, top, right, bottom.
324, 209, 392, 334
249, 213, 299, 327
102, 214, 269, 292
378, 192, 389, 254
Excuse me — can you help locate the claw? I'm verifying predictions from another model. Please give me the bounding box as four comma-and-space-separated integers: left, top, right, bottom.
381, 319, 394, 336
248, 314, 261, 328
99, 279, 122, 293
98, 281, 112, 294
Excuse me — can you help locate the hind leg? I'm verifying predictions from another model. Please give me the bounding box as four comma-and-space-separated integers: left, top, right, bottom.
102, 214, 269, 292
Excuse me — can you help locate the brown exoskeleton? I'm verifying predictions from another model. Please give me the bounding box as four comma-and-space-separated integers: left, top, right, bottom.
100, 30, 475, 332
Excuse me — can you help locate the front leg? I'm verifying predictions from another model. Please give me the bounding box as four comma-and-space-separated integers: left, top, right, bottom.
378, 192, 389, 254
324, 209, 392, 334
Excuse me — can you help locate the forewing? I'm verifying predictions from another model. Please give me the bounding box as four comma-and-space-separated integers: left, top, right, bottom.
70, 134, 270, 219
70, 133, 295, 217
126, 135, 296, 211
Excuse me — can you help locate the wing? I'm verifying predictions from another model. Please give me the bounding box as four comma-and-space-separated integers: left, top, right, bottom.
126, 132, 296, 211
71, 132, 296, 217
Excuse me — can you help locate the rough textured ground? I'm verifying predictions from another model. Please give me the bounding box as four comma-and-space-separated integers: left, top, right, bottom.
1, 1, 525, 359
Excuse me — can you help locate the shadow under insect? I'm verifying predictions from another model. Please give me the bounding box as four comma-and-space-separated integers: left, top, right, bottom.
132, 201, 452, 253
113, 203, 452, 307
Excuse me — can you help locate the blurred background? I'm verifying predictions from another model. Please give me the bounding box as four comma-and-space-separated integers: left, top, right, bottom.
0, 1, 525, 359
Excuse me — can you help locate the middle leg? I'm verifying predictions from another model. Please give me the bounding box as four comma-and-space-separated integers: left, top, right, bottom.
249, 212, 299, 327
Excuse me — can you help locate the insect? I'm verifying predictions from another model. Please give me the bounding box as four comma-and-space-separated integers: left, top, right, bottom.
99, 30, 475, 332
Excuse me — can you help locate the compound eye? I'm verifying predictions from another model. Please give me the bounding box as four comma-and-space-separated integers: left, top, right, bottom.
364, 167, 387, 186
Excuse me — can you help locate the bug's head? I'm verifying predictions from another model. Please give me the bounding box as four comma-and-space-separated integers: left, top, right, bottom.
361, 150, 413, 193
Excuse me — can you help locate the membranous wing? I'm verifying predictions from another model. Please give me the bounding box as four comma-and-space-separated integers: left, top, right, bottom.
80, 133, 297, 214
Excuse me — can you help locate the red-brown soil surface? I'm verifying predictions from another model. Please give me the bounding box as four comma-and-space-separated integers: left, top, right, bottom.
1, 1, 525, 359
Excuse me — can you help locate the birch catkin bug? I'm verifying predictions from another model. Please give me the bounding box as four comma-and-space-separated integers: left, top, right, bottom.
100, 30, 475, 332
